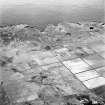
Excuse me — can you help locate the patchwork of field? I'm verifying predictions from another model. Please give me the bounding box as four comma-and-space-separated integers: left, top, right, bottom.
0, 22, 105, 105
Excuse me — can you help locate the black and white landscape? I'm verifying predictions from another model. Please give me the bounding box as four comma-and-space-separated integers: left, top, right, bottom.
0, 0, 105, 105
